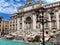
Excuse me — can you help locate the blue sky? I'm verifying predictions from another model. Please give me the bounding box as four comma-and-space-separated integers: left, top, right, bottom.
0, 0, 60, 20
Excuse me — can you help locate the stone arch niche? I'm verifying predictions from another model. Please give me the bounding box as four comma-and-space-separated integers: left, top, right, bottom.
25, 16, 32, 30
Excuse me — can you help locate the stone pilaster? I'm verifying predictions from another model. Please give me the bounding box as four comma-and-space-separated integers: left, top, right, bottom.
40, 13, 42, 30
9, 20, 11, 32
22, 17, 24, 30
9, 21, 10, 32
48, 12, 51, 30
33, 15, 36, 30
55, 11, 59, 30
17, 18, 20, 31
1, 21, 3, 33
11, 20, 13, 32
16, 19, 17, 31
14, 19, 16, 30
24, 23, 26, 30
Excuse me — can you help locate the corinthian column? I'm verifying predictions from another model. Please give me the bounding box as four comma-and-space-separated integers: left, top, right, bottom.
33, 15, 36, 30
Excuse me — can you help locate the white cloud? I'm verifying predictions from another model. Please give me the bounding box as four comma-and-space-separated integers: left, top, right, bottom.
0, 6, 17, 14
0, 0, 60, 14
0, 0, 22, 14
45, 0, 60, 4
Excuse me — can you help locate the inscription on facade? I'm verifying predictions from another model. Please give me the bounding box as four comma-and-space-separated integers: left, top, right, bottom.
23, 6, 33, 11
34, 4, 40, 9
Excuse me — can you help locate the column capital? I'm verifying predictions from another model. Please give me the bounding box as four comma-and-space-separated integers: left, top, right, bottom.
54, 7, 59, 12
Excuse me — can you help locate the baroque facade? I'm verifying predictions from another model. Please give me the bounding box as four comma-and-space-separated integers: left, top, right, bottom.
0, 17, 9, 37
3, 20, 9, 34
1, 20, 9, 36
10, 0, 60, 36
0, 17, 3, 37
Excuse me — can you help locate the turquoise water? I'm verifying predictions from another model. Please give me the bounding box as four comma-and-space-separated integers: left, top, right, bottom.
0, 40, 52, 45
0, 40, 25, 45
40, 42, 52, 45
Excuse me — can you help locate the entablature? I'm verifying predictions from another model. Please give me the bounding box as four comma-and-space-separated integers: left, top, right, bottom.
18, 1, 60, 14
44, 1, 60, 9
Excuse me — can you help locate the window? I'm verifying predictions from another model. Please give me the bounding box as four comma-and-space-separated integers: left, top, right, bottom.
20, 23, 22, 29
0, 21, 1, 23
36, 15, 41, 22
5, 25, 8, 27
50, 12, 55, 21
51, 16, 53, 20
45, 22, 48, 27
59, 15, 60, 18
10, 25, 11, 26
46, 31, 48, 34
52, 21, 56, 28
13, 24, 14, 26
20, 17, 22, 22
13, 20, 15, 23
5, 28, 8, 30
10, 28, 11, 30
13, 27, 14, 30
0, 25, 1, 27
53, 31, 56, 33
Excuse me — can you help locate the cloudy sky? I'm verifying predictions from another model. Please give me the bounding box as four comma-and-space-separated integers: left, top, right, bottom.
0, 0, 60, 20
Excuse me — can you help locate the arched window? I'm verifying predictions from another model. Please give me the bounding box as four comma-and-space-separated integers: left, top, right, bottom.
26, 17, 32, 23
25, 17, 32, 29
